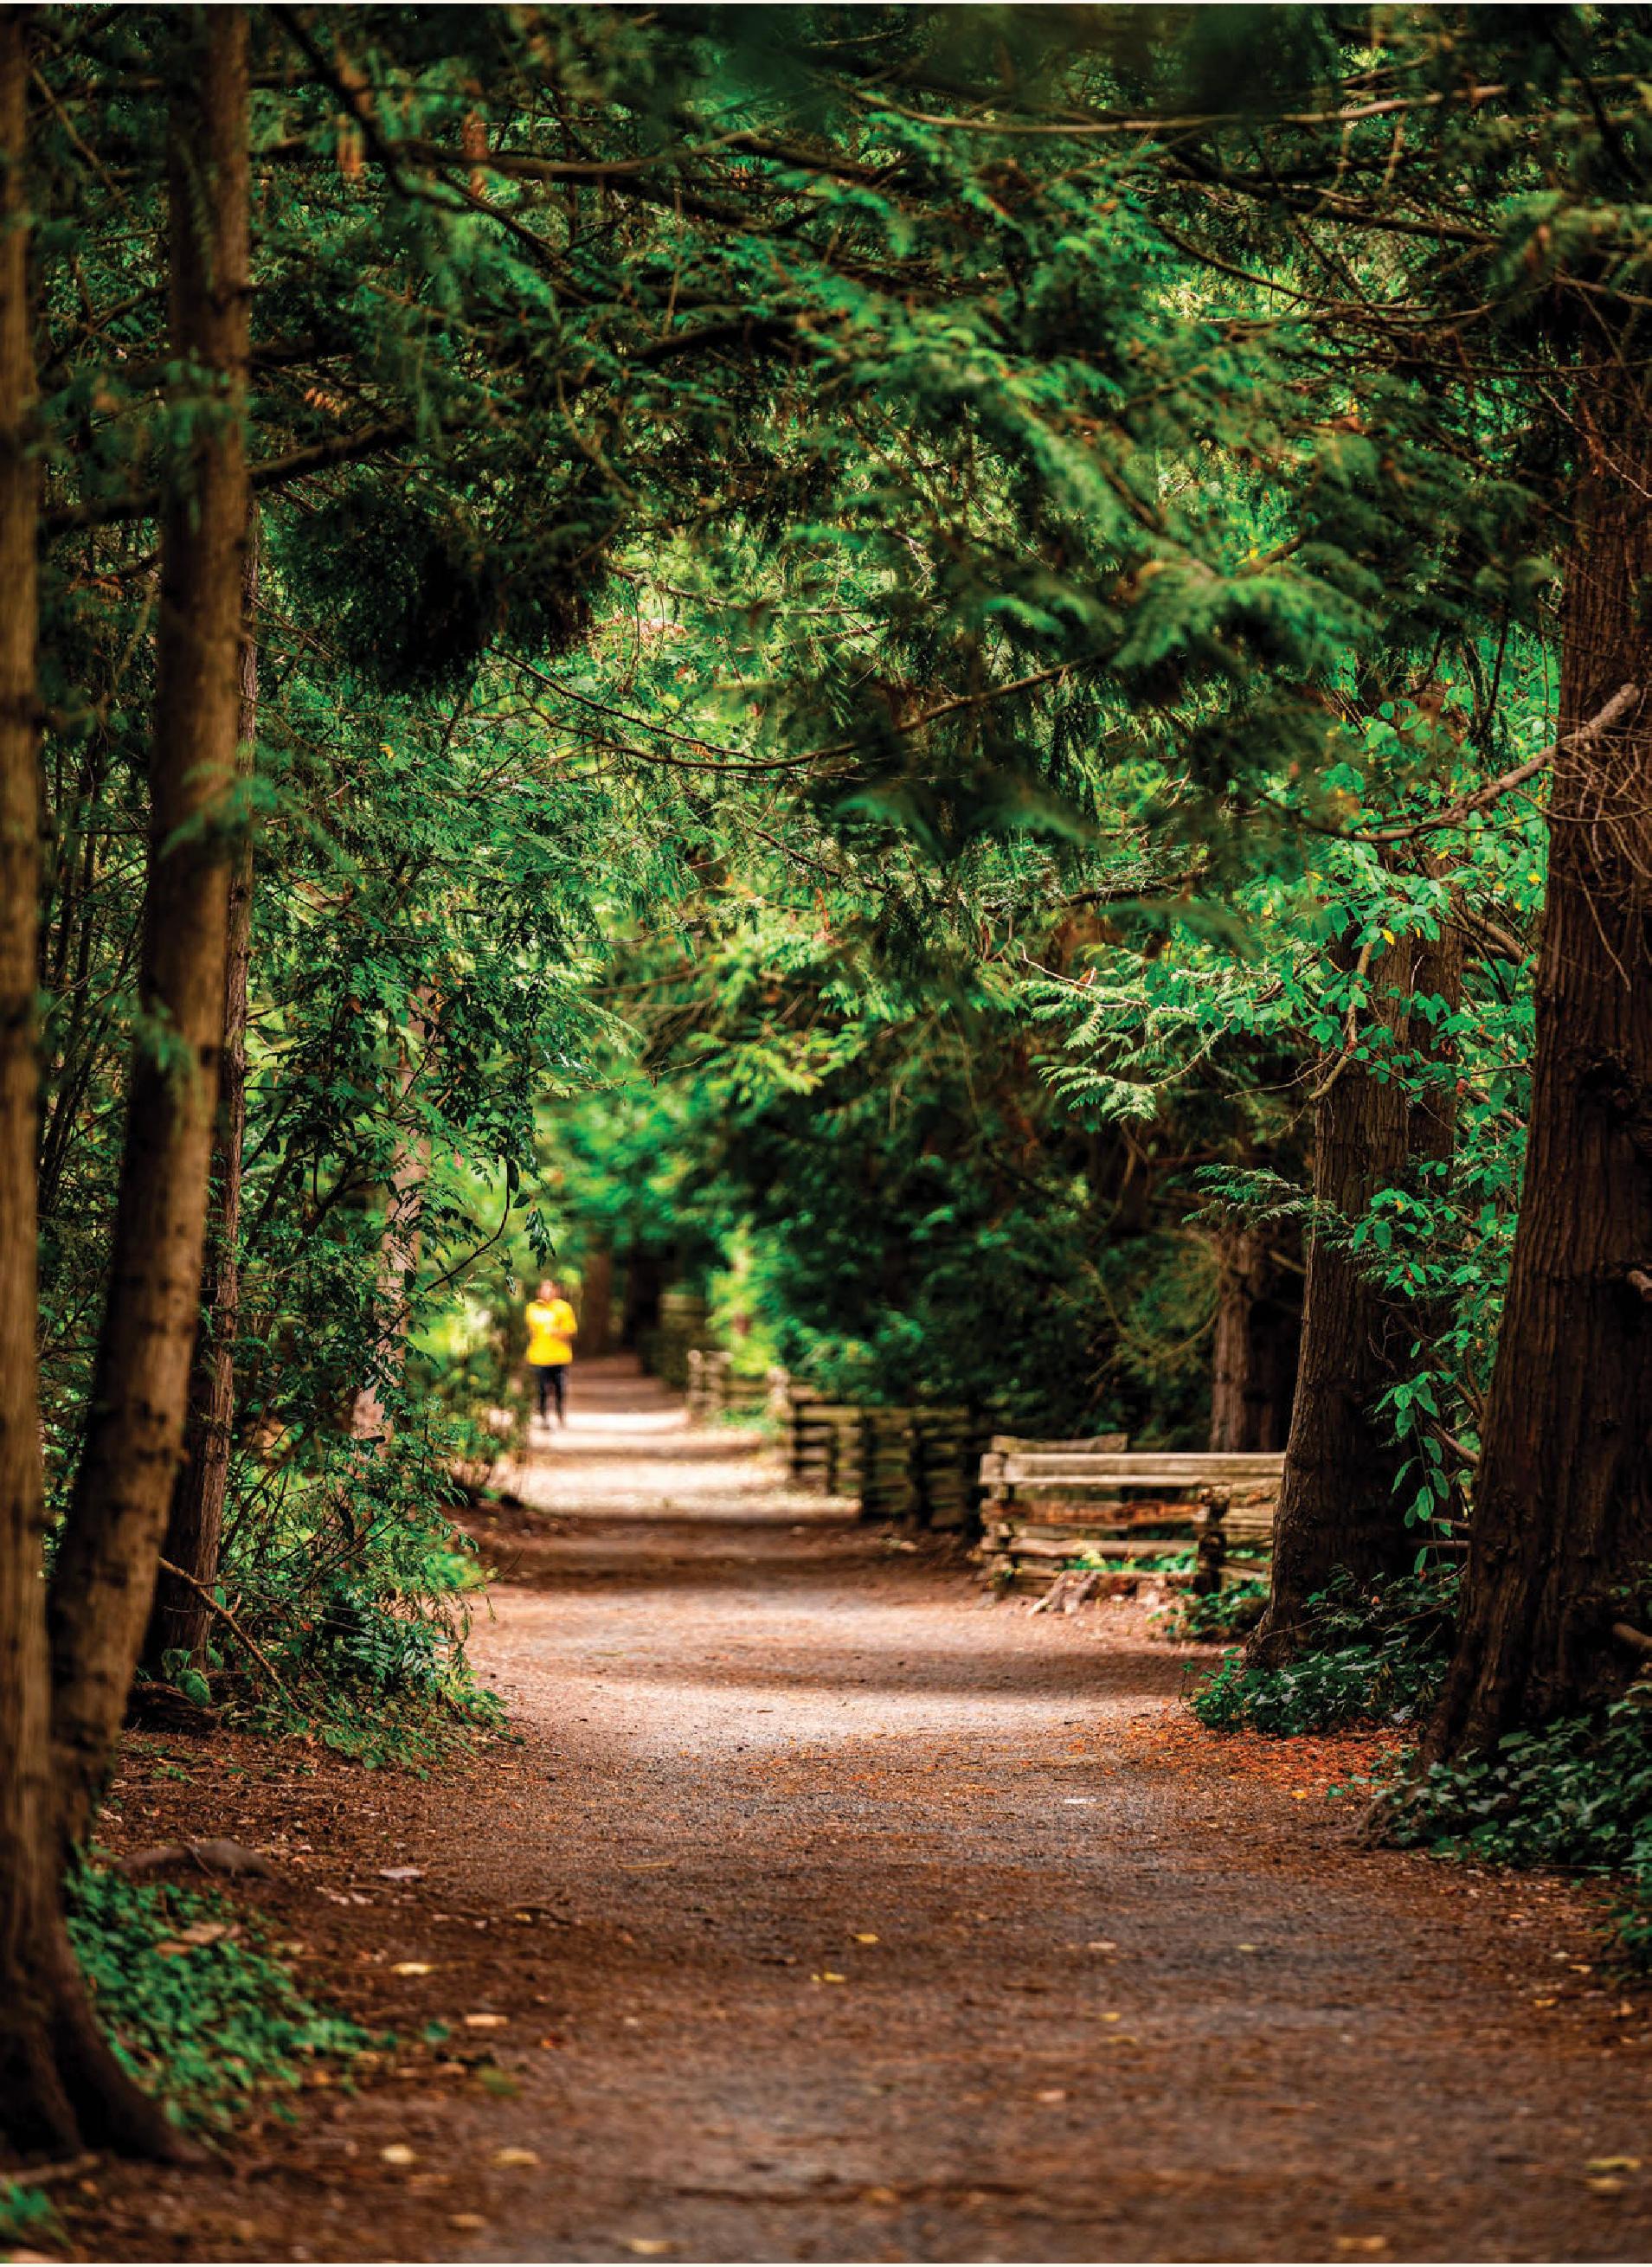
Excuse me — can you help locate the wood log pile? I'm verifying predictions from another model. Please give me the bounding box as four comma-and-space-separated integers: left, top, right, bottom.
974, 1441, 1285, 1598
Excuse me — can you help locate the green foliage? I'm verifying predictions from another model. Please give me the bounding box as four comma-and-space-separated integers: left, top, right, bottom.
66, 1869, 367, 2129
1384, 1698, 1652, 1969
28, 8, 1652, 2044
1162, 1578, 1271, 1645
0, 2180, 57, 2253
1191, 1575, 1457, 1735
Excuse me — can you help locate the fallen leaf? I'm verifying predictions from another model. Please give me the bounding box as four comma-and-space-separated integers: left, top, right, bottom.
381, 2144, 417, 2168
814, 1970, 846, 1984
1586, 2157, 1642, 2173
463, 2013, 508, 2029
1036, 2088, 1068, 2103
852, 1932, 879, 1944
624, 2242, 672, 2256
380, 1866, 425, 1882
490, 2147, 540, 2169
392, 1961, 434, 1977
1087, 1939, 1117, 1952
1102, 2011, 1122, 2023
1586, 2178, 1628, 2197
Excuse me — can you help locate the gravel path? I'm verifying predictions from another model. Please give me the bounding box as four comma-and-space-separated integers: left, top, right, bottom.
447, 1359, 1652, 2261
78, 1356, 1652, 2262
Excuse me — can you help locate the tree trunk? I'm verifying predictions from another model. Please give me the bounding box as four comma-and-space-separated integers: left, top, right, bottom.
0, 10, 184, 2161
1208, 1226, 1302, 1452
1248, 933, 1419, 1662
1426, 356, 1652, 1759
621, 1248, 665, 1349
580, 1245, 614, 1357
349, 986, 434, 1444
49, 11, 250, 1853
144, 528, 258, 1672
1406, 902, 1465, 1176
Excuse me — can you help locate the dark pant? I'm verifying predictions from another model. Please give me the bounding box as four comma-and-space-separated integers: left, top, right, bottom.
536, 1365, 567, 1422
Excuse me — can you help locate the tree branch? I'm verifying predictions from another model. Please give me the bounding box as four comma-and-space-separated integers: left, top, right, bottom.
1353, 684, 1641, 845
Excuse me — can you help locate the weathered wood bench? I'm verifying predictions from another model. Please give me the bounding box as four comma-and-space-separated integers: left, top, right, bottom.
976, 1439, 1284, 1597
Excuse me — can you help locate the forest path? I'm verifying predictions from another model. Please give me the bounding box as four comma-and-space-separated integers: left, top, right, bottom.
429, 1357, 1652, 2262
83, 1357, 1652, 2264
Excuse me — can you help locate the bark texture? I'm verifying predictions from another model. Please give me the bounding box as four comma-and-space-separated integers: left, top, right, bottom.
1248, 934, 1420, 1662
1427, 357, 1652, 1758
0, 14, 183, 2161
145, 530, 258, 1671
1208, 1227, 1302, 1453
49, 12, 250, 1851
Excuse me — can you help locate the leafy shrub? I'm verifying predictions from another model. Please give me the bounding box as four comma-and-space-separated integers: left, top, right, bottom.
1190, 1570, 1456, 1733
67, 1866, 368, 2129
137, 1413, 505, 1767
1162, 1576, 1270, 1643
1384, 1692, 1652, 1967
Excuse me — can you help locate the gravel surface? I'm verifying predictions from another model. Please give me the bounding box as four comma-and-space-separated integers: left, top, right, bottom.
70, 1357, 1652, 2262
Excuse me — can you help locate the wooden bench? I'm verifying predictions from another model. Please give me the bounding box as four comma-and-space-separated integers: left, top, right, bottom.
976, 1438, 1284, 1597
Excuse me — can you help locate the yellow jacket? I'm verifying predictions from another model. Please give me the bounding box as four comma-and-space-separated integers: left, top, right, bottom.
525, 1298, 576, 1365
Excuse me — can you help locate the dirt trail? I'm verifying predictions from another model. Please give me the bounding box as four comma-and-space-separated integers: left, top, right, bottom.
83, 1358, 1652, 2262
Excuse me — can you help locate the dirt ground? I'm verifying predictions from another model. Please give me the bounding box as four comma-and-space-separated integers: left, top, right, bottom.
65, 1357, 1652, 2264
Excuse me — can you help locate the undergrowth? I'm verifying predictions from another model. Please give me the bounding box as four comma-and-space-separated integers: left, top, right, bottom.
1381, 1692, 1652, 1968
0, 2180, 57, 2254
139, 1418, 505, 1769
1160, 1576, 1270, 1643
1189, 1570, 1456, 1733
1187, 1570, 1652, 1966
67, 1866, 369, 2129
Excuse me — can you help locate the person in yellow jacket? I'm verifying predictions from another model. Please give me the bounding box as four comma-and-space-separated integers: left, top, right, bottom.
525, 1279, 577, 1426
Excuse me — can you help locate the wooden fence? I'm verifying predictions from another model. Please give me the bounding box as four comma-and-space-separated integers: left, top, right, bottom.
781, 1386, 987, 1529
976, 1441, 1287, 1596
684, 1349, 778, 1423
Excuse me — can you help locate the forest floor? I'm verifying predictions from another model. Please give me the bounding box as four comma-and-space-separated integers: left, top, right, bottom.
66, 1356, 1652, 2264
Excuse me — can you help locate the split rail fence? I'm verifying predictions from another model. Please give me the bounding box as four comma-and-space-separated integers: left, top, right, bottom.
976, 1442, 1286, 1599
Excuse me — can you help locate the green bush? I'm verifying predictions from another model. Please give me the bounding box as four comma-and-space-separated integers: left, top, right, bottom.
67, 1866, 368, 2129
1189, 1571, 1456, 1733
1161, 1577, 1270, 1644
1384, 1692, 1652, 1967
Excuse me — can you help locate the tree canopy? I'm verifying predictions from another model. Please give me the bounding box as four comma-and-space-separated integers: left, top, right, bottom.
5, 0, 1652, 2168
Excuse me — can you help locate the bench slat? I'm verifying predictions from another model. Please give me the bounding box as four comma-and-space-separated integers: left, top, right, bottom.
999, 1452, 1285, 1483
